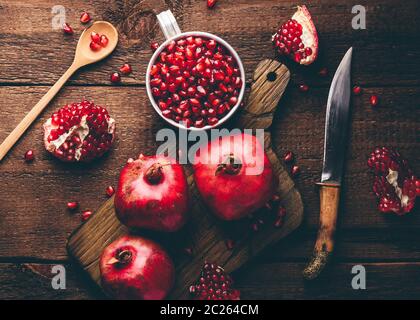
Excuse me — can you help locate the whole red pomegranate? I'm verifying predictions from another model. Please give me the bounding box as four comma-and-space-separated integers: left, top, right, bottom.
368, 147, 419, 215
272, 5, 318, 65
114, 154, 189, 232
43, 100, 115, 162
99, 235, 175, 300
193, 133, 277, 220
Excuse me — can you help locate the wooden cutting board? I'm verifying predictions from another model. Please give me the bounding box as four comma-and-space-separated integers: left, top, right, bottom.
67, 59, 303, 299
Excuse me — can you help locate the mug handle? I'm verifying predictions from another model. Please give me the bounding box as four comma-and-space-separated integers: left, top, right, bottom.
157, 10, 182, 40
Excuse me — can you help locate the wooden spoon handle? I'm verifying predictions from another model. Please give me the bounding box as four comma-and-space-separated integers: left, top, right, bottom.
0, 63, 78, 161
303, 183, 340, 280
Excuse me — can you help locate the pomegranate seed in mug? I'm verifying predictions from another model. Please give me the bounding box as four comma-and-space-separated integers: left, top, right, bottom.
150, 35, 242, 128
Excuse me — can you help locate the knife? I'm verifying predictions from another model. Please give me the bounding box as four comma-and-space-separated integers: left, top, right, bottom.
303, 47, 353, 280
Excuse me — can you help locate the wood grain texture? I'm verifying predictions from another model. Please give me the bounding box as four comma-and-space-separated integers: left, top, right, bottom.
67, 59, 304, 299
0, 0, 419, 299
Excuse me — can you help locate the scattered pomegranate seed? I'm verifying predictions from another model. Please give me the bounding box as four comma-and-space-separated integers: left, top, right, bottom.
207, 0, 217, 9
110, 72, 121, 83
67, 201, 79, 210
353, 86, 362, 95
24, 150, 35, 162
291, 165, 300, 176
184, 247, 193, 256
272, 194, 281, 203
43, 100, 115, 162
106, 186, 115, 197
150, 41, 160, 52
100, 34, 109, 47
80, 12, 91, 24
190, 262, 240, 300
62, 23, 74, 35
81, 210, 92, 221
283, 151, 294, 163
119, 63, 132, 75
370, 95, 379, 107
225, 239, 235, 250
89, 41, 101, 51
298, 84, 309, 92
318, 67, 328, 77
272, 6, 318, 65
416, 179, 420, 197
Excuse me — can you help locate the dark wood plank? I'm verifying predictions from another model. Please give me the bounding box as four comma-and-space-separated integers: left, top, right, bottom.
1, 261, 419, 299
0, 0, 419, 86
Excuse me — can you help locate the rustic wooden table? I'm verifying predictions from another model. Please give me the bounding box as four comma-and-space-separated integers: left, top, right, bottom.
0, 0, 418, 300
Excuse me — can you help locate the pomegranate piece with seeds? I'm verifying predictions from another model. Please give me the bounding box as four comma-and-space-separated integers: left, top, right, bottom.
368, 147, 418, 215
272, 5, 318, 65
149, 35, 243, 128
43, 100, 116, 162
62, 23, 74, 35
150, 41, 159, 52
189, 262, 240, 300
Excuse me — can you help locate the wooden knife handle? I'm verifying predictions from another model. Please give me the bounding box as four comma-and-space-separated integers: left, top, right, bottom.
303, 183, 340, 280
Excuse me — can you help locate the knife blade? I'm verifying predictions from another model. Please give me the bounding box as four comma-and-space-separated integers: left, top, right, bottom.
303, 47, 353, 280
321, 47, 353, 184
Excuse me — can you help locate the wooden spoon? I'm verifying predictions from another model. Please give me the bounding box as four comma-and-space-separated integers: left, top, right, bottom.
0, 21, 118, 161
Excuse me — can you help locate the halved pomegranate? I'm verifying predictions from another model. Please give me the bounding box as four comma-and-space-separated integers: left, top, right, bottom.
272, 5, 318, 65
368, 147, 418, 215
43, 100, 115, 162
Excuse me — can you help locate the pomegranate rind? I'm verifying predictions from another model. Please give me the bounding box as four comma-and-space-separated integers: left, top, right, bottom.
368, 147, 418, 215
292, 5, 318, 65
